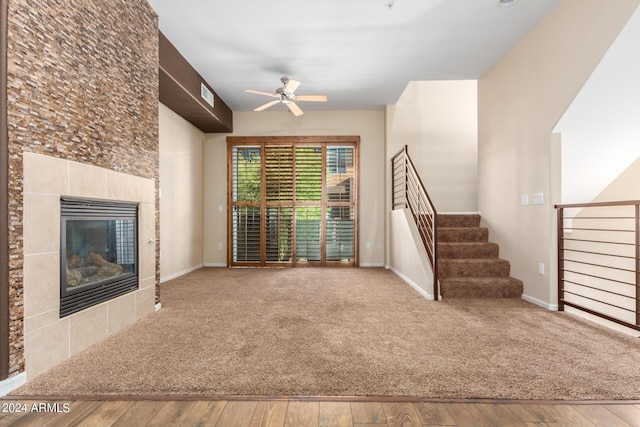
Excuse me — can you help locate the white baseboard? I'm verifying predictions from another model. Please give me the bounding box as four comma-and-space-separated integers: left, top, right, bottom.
522, 294, 558, 311
0, 372, 27, 397
389, 266, 435, 301
205, 262, 382, 268
160, 264, 203, 283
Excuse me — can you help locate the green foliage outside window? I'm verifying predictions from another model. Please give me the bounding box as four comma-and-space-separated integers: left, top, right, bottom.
235, 147, 261, 202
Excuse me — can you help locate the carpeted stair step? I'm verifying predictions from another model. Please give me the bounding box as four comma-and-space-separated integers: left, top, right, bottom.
433, 213, 523, 299
440, 277, 524, 298
438, 258, 511, 278
437, 213, 480, 228
437, 227, 488, 243
438, 242, 499, 259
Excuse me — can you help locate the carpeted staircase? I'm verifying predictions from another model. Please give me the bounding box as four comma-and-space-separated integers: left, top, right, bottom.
437, 214, 523, 298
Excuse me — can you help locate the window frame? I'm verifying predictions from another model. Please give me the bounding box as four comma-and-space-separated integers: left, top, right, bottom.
227, 136, 359, 267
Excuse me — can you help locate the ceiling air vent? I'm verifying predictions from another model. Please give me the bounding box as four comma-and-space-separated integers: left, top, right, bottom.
201, 83, 215, 108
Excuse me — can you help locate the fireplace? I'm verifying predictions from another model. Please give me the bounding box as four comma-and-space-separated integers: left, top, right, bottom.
60, 197, 139, 317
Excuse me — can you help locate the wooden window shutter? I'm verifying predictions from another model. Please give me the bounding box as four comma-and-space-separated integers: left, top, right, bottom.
228, 137, 358, 267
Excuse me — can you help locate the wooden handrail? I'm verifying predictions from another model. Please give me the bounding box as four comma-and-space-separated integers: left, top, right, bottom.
391, 145, 439, 299
390, 145, 408, 164
556, 200, 640, 331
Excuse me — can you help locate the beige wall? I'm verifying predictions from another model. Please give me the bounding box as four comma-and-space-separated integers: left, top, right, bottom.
159, 104, 205, 281
389, 209, 434, 299
555, 6, 640, 205
478, 0, 639, 306
203, 110, 385, 267
593, 156, 640, 202
386, 80, 478, 213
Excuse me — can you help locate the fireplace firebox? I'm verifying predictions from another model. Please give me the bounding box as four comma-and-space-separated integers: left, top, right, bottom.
60, 198, 139, 317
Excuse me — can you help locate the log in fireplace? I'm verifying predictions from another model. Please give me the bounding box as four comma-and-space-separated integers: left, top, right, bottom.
60, 197, 139, 317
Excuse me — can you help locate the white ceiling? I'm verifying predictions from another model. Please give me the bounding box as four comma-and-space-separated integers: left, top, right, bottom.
148, 0, 560, 113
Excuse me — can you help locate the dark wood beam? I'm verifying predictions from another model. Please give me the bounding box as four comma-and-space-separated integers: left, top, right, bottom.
159, 32, 232, 133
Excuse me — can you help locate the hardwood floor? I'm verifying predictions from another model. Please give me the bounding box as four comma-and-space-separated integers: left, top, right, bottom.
1, 398, 639, 426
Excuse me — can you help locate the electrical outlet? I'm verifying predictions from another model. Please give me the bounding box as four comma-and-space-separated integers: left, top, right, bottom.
365, 242, 371, 250
218, 242, 223, 250
521, 195, 529, 206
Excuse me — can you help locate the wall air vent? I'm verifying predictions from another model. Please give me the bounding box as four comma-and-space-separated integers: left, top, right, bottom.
201, 83, 215, 107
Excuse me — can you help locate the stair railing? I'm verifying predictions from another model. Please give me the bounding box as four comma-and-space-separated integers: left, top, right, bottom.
556, 200, 640, 331
391, 145, 439, 297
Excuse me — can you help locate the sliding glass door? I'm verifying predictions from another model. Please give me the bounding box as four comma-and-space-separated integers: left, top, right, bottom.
228, 137, 358, 267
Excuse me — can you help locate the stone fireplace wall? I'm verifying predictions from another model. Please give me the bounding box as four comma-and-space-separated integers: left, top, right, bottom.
6, 0, 159, 377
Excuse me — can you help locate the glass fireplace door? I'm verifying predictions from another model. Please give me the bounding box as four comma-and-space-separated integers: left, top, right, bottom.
60, 198, 138, 317
63, 218, 136, 290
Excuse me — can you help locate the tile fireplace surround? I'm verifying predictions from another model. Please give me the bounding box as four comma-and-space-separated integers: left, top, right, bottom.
22, 152, 157, 379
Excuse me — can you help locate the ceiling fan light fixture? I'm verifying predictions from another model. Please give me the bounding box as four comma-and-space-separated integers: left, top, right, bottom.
245, 77, 328, 117
497, 0, 520, 7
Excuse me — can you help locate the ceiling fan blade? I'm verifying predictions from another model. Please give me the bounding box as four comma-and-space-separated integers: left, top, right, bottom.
254, 100, 280, 112
245, 89, 278, 97
284, 79, 301, 95
287, 101, 303, 117
295, 95, 327, 102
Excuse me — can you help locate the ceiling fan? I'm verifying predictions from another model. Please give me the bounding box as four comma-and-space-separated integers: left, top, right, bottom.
244, 77, 328, 117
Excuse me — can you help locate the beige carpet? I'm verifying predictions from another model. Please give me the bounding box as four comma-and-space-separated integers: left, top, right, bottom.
13, 268, 640, 399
